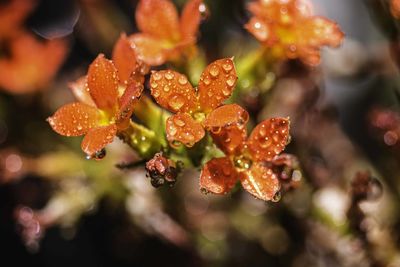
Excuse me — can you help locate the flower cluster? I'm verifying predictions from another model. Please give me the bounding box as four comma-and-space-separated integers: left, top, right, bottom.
245, 0, 344, 66
48, 35, 148, 158
46, 0, 347, 202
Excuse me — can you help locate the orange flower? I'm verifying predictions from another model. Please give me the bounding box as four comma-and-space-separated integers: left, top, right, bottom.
391, 0, 400, 18
149, 58, 249, 147
48, 34, 146, 158
130, 0, 206, 66
245, 0, 344, 66
200, 118, 290, 201
0, 0, 35, 39
0, 32, 67, 94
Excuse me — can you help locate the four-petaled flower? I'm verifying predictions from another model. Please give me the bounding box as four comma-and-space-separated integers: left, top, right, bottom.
200, 118, 290, 201
0, 32, 67, 94
48, 34, 146, 158
131, 0, 206, 66
149, 58, 249, 147
245, 0, 344, 66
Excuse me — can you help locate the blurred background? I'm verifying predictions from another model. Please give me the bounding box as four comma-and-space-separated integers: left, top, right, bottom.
1, 0, 400, 266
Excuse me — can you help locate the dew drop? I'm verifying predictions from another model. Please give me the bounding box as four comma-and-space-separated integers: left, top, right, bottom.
222, 61, 233, 72
226, 76, 236, 87
222, 87, 230, 96
169, 95, 185, 111
164, 71, 174, 80
173, 117, 186, 127
153, 72, 162, 81
178, 75, 188, 85
209, 65, 220, 78
271, 191, 281, 202
169, 125, 177, 136
203, 78, 211, 85
150, 82, 158, 89
163, 85, 170, 92
77, 125, 83, 131
153, 90, 160, 97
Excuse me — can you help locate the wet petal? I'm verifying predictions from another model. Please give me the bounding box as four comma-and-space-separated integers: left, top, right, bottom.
198, 58, 237, 112
81, 124, 117, 157
149, 70, 198, 113
305, 16, 344, 48
240, 162, 280, 201
47, 102, 101, 136
68, 76, 96, 106
244, 17, 270, 42
135, 0, 180, 41
166, 113, 205, 147
112, 33, 137, 84
87, 54, 119, 111
129, 34, 169, 66
180, 0, 203, 41
248, 118, 290, 161
116, 81, 144, 129
200, 157, 238, 194
204, 104, 249, 129
210, 125, 247, 156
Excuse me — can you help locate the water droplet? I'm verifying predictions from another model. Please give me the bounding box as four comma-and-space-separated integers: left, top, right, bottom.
165, 71, 174, 80
150, 82, 158, 89
174, 117, 185, 127
169, 95, 185, 111
153, 90, 160, 97
211, 127, 221, 134
209, 65, 220, 78
77, 125, 83, 131
163, 85, 170, 92
226, 76, 236, 87
271, 191, 281, 202
178, 75, 188, 85
222, 61, 233, 72
200, 187, 209, 195
153, 72, 162, 81
203, 78, 211, 85
222, 87, 230, 96
169, 125, 177, 136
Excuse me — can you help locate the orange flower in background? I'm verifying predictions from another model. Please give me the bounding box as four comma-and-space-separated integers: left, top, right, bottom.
150, 58, 249, 147
391, 0, 400, 18
200, 118, 290, 201
0, 0, 35, 39
0, 33, 67, 94
48, 36, 147, 157
245, 0, 344, 66
130, 0, 206, 66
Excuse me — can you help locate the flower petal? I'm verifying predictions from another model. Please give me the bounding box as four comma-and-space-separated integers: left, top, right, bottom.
204, 104, 249, 129
166, 113, 205, 147
240, 162, 280, 201
116, 80, 144, 130
247, 118, 290, 161
244, 17, 270, 42
47, 102, 101, 136
200, 157, 238, 194
87, 54, 119, 111
81, 124, 117, 156
149, 70, 198, 113
129, 34, 170, 66
112, 33, 137, 84
198, 58, 237, 112
209, 125, 247, 156
180, 0, 203, 41
68, 76, 96, 106
135, 0, 180, 42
